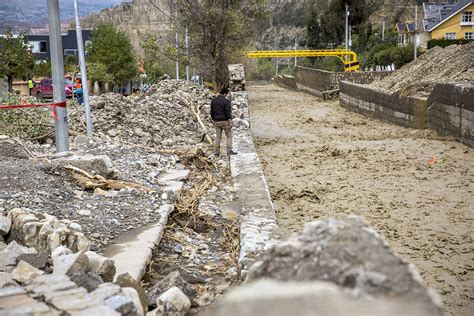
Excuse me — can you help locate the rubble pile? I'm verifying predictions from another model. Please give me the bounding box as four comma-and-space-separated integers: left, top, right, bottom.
0, 136, 184, 252
370, 42, 474, 97
0, 207, 146, 315
70, 79, 215, 147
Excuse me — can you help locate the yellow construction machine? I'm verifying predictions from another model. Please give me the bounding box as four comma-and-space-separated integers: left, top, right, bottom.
246, 49, 360, 72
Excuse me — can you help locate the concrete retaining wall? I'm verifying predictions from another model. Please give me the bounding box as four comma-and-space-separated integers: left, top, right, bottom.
230, 92, 281, 279
294, 66, 392, 97
428, 83, 474, 146
339, 81, 428, 129
274, 75, 297, 90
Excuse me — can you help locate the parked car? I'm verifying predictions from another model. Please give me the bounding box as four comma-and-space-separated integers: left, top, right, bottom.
33, 78, 73, 100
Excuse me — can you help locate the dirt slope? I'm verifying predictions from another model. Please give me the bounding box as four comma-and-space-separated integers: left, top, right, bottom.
249, 83, 473, 316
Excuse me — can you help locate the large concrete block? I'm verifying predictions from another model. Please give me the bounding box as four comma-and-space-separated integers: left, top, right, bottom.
246, 216, 442, 315
208, 280, 439, 316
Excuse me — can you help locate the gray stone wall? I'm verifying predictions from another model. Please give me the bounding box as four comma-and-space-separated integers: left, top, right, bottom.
339, 81, 428, 129
274, 75, 297, 90
428, 83, 474, 146
294, 67, 392, 95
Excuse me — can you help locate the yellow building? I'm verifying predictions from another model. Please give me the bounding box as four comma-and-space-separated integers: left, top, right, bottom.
423, 0, 474, 41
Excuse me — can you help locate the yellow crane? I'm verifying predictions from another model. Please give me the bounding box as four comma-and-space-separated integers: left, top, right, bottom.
246, 49, 360, 72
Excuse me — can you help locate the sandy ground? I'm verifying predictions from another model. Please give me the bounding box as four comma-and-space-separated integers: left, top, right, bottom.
248, 83, 473, 316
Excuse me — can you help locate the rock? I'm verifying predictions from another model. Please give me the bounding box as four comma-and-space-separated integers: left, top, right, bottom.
77, 209, 91, 216
0, 286, 27, 298
51, 245, 72, 260
89, 283, 121, 301
146, 271, 196, 309
69, 305, 121, 316
0, 293, 52, 314
53, 252, 89, 276
0, 240, 37, 270
195, 292, 215, 307
156, 287, 191, 314
85, 251, 116, 282
69, 271, 104, 292
246, 217, 443, 314
0, 272, 18, 288
105, 295, 139, 316
0, 215, 11, 235
121, 287, 144, 316
210, 279, 438, 316
49, 154, 118, 179
115, 272, 147, 313
17, 252, 49, 269
11, 260, 45, 283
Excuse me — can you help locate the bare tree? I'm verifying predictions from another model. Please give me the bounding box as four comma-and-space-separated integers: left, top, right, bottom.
175, 0, 266, 90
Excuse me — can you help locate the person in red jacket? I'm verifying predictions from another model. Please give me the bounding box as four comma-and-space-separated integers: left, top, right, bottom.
210, 87, 238, 157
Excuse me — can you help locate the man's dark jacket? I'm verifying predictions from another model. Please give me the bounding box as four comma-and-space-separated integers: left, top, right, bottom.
210, 95, 231, 122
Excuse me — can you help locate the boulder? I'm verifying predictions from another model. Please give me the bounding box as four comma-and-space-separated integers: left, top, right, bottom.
246, 217, 443, 315
0, 215, 11, 236
156, 286, 191, 314
49, 154, 118, 179
115, 273, 147, 314
70, 272, 104, 292
0, 240, 37, 271
53, 252, 89, 276
105, 295, 139, 316
146, 271, 195, 308
11, 260, 45, 284
85, 251, 116, 282
121, 287, 144, 316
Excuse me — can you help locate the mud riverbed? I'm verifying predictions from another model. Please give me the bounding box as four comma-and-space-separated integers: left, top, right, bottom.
249, 83, 473, 316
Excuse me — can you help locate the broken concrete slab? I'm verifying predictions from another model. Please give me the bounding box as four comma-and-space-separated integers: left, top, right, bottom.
104, 204, 173, 281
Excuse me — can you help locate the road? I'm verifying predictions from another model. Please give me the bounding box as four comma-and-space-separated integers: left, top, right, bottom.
248, 83, 473, 316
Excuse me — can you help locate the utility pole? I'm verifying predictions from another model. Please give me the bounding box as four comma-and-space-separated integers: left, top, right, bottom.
345, 2, 349, 51
294, 37, 298, 67
275, 59, 279, 77
73, 0, 93, 141
185, 25, 189, 81
382, 17, 385, 41
47, 0, 69, 152
175, 32, 179, 79
414, 5, 418, 60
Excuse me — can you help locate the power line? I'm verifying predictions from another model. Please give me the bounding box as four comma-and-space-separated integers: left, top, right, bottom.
149, 0, 170, 18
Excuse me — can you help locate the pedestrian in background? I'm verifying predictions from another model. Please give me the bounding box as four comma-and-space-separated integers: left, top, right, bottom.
210, 87, 237, 157
27, 78, 34, 96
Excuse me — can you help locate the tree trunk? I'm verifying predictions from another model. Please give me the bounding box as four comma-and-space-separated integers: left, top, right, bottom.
7, 75, 13, 92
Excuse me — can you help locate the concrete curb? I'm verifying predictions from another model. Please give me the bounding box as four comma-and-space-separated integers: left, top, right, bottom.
230, 92, 281, 278
103, 204, 174, 281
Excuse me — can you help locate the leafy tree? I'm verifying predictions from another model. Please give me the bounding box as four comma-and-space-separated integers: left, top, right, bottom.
0, 31, 35, 91
141, 33, 165, 84
64, 54, 78, 74
33, 61, 52, 78
175, 0, 266, 91
87, 62, 112, 83
87, 23, 137, 85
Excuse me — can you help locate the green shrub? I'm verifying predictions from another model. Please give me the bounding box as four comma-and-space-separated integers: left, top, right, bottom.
427, 38, 473, 49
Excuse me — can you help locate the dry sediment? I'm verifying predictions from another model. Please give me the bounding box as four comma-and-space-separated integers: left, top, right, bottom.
249, 83, 474, 316
370, 42, 474, 97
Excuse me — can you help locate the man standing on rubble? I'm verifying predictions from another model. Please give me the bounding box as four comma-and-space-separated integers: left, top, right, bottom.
211, 87, 237, 157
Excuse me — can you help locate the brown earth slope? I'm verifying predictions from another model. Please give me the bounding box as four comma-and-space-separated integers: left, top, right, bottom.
249, 83, 473, 316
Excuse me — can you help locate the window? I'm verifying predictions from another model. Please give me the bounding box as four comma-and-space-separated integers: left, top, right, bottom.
64, 49, 78, 56
29, 41, 47, 53
465, 32, 474, 39
398, 34, 405, 46
445, 32, 456, 40
462, 11, 472, 23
